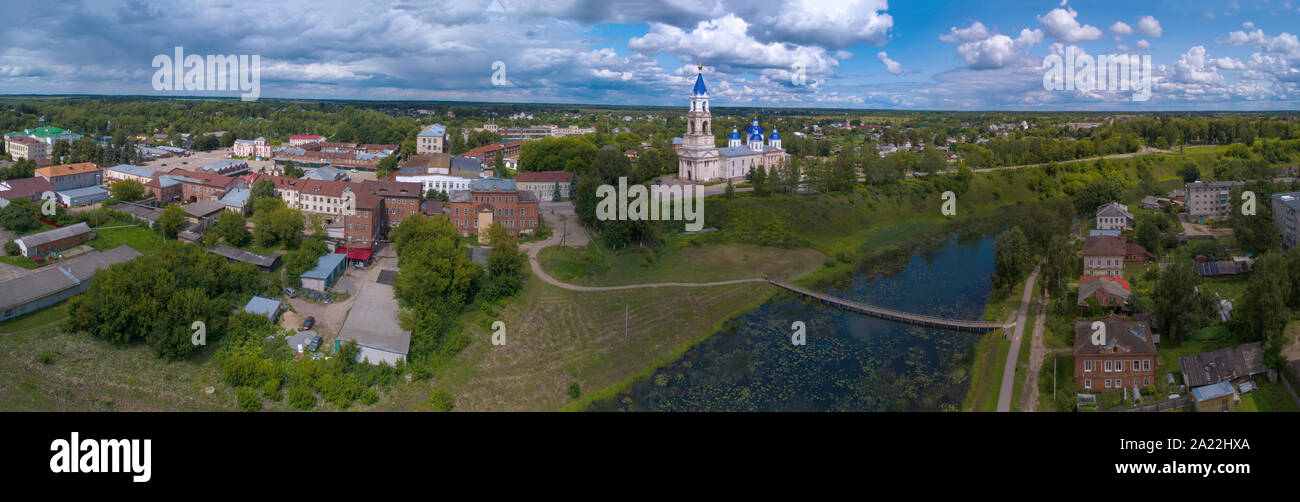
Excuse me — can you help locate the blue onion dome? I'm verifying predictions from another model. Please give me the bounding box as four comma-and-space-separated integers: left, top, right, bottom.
749, 132, 764, 143
769, 127, 781, 140
746, 117, 762, 136
728, 125, 741, 140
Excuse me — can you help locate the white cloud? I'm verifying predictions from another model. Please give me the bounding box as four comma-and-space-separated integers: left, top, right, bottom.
1137, 39, 1151, 50
1217, 26, 1300, 61
1173, 46, 1225, 85
1136, 15, 1162, 38
939, 21, 991, 43
1038, 6, 1103, 43
757, 0, 893, 48
628, 14, 839, 76
1110, 21, 1133, 35
954, 30, 1043, 70
876, 51, 906, 75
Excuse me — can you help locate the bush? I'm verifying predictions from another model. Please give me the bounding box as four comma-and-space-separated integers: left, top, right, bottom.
235, 386, 261, 412
568, 382, 581, 399
427, 390, 454, 412
288, 383, 315, 410
38, 350, 57, 365
4, 240, 18, 256
359, 388, 379, 406
262, 378, 282, 401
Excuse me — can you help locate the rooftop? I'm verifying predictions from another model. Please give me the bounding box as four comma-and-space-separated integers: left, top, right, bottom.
301, 253, 347, 280
337, 281, 411, 364
0, 246, 140, 312
1081, 235, 1126, 256
16, 222, 93, 249
513, 171, 575, 183
37, 162, 99, 178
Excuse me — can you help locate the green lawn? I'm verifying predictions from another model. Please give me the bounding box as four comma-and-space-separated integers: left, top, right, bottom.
538, 241, 827, 286
1235, 380, 1299, 412
0, 300, 69, 333
87, 225, 165, 253
0, 255, 41, 269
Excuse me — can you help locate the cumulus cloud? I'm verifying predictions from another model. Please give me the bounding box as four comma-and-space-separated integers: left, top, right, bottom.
1172, 46, 1225, 85
752, 0, 893, 48
628, 14, 839, 77
939, 21, 991, 43
876, 51, 910, 75
1136, 16, 1162, 37
1038, 6, 1103, 43
1110, 21, 1133, 36
1217, 25, 1300, 61
954, 30, 1043, 70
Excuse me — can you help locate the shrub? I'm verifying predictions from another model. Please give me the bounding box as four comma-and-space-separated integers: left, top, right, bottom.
288, 383, 315, 410
262, 378, 282, 401
38, 350, 57, 365
427, 390, 454, 412
235, 386, 261, 412
4, 240, 18, 256
359, 388, 379, 406
567, 382, 581, 399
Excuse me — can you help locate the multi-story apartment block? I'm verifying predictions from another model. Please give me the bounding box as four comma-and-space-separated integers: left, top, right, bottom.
416, 124, 448, 154
4, 136, 47, 161
1185, 181, 1233, 221
1272, 192, 1300, 250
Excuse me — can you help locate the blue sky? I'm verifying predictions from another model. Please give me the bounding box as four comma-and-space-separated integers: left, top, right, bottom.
0, 0, 1297, 110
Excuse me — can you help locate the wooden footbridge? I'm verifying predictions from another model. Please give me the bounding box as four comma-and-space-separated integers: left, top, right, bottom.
766, 279, 1012, 333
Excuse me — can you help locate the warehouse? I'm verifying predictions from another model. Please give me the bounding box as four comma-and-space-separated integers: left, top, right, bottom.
56, 185, 111, 207
15, 222, 95, 259
0, 246, 140, 320
299, 253, 347, 293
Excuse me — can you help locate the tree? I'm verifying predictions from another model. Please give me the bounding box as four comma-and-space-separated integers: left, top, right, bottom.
992, 226, 1030, 293
252, 197, 305, 247
1039, 234, 1072, 297
155, 204, 186, 239
1136, 218, 1163, 257
0, 199, 41, 233
492, 151, 507, 178
212, 210, 250, 247
552, 182, 562, 202
1235, 252, 1290, 342
109, 179, 146, 202
1154, 262, 1209, 343
250, 179, 276, 202
1179, 162, 1201, 183
389, 215, 483, 357
284, 237, 328, 283
724, 178, 735, 200
483, 222, 526, 301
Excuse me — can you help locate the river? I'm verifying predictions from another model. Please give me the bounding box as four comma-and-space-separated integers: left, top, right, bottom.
590, 233, 998, 411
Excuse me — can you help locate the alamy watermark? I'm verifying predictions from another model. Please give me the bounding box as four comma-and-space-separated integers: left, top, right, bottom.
1043, 45, 1152, 102
152, 46, 260, 101
596, 177, 704, 232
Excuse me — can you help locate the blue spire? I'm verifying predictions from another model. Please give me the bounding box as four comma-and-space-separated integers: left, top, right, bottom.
692, 72, 708, 96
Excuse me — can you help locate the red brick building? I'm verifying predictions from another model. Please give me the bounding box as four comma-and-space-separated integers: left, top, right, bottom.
463, 141, 523, 164
362, 180, 423, 232
447, 178, 540, 240
168, 169, 243, 202
344, 190, 384, 250
1074, 314, 1158, 392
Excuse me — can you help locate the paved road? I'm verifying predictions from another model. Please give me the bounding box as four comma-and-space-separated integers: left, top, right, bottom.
997, 263, 1040, 413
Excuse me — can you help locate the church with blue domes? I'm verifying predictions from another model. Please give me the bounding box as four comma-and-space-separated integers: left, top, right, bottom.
676, 66, 788, 182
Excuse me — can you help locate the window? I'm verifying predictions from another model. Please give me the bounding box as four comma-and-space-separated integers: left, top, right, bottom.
1084, 361, 1092, 372
1104, 361, 1111, 372
1143, 360, 1150, 371
1115, 360, 1123, 372
1084, 379, 1091, 389
1104, 379, 1111, 389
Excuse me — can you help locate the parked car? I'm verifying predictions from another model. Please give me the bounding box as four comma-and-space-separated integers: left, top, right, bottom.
283, 287, 297, 298
308, 335, 322, 352
300, 316, 315, 331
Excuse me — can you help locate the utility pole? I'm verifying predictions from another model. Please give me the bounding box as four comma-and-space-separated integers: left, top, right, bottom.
624, 304, 628, 340
1053, 357, 1057, 401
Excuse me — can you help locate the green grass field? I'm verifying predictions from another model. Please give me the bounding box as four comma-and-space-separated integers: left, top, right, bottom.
0, 300, 68, 334
538, 241, 827, 286
87, 225, 166, 253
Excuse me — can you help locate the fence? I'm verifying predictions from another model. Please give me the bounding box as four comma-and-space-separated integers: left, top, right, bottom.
1108, 395, 1194, 412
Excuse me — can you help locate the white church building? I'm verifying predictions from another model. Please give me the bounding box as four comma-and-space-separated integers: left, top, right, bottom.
676, 67, 788, 182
